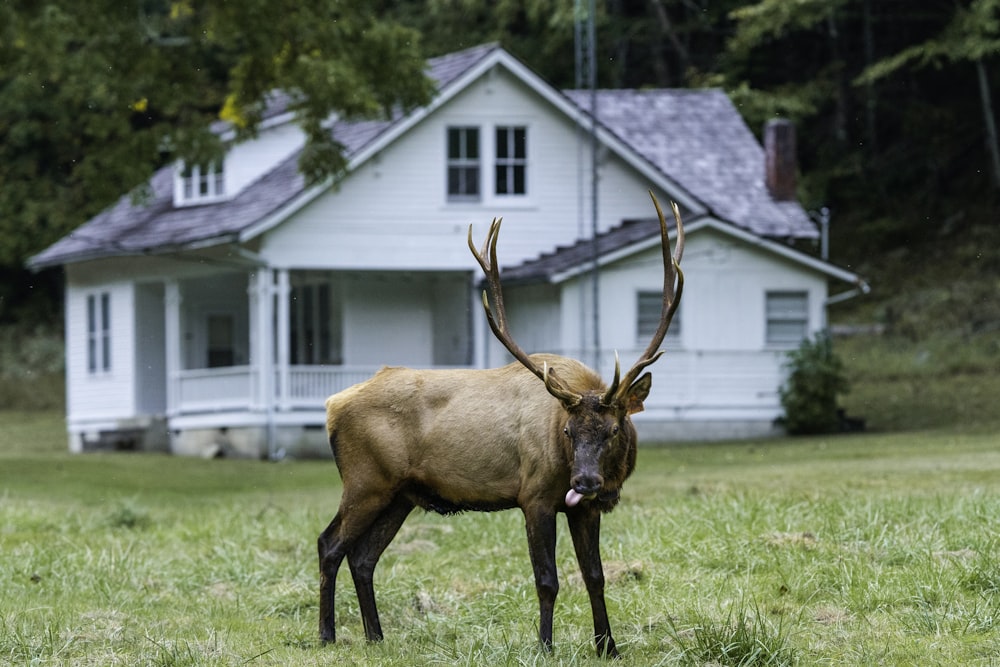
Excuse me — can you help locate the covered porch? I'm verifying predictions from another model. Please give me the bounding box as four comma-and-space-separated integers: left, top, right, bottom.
152, 266, 475, 457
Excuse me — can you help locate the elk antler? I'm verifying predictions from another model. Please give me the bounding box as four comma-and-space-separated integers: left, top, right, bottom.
603, 192, 685, 404
469, 219, 582, 405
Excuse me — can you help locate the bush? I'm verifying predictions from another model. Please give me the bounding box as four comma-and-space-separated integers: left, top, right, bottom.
0, 324, 65, 411
779, 331, 849, 435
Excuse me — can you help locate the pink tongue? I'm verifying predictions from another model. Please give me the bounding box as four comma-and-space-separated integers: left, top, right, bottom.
565, 489, 585, 507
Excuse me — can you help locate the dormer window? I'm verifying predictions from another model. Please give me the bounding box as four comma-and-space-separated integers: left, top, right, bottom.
176, 160, 225, 205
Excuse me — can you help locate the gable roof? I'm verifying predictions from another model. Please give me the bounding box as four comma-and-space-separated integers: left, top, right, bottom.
28, 43, 816, 270
501, 211, 862, 289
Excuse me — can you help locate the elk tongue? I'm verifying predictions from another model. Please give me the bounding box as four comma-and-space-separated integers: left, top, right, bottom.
565, 489, 585, 507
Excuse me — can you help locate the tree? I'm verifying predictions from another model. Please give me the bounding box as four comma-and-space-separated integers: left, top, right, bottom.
855, 0, 1000, 189
0, 0, 432, 321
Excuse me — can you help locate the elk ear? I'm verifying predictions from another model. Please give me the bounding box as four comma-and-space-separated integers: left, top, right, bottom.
624, 373, 652, 415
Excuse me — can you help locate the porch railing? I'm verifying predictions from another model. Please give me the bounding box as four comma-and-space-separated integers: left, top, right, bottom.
175, 366, 255, 413
171, 351, 788, 416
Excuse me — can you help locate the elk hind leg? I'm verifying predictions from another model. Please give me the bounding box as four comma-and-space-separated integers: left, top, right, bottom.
318, 490, 394, 643
348, 495, 414, 641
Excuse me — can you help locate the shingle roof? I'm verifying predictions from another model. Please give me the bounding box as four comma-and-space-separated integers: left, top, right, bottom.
563, 89, 816, 239
29, 43, 816, 270
498, 215, 684, 284
29, 44, 500, 269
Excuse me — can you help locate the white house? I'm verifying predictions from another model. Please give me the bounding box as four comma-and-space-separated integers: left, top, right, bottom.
30, 43, 866, 457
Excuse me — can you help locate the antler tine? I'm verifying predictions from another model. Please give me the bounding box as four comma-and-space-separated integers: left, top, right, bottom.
611, 192, 686, 400
469, 219, 581, 404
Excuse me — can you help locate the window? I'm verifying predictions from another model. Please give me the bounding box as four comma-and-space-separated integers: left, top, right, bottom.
766, 291, 808, 345
495, 126, 526, 195
206, 314, 235, 368
637, 290, 680, 343
291, 283, 339, 364
86, 292, 111, 373
178, 160, 225, 203
446, 127, 480, 200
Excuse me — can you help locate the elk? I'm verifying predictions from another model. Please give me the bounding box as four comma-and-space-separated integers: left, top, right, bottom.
318, 192, 684, 658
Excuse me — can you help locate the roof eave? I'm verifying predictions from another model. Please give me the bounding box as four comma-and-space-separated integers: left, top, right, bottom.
544, 216, 862, 286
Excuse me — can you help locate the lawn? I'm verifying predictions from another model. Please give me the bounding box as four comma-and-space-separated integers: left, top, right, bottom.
2, 411, 1000, 665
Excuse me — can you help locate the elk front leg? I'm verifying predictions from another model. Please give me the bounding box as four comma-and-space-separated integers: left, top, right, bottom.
347, 496, 414, 642
523, 505, 559, 651
566, 505, 618, 658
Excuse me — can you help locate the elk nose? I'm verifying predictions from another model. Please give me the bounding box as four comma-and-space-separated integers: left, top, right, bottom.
571, 474, 602, 497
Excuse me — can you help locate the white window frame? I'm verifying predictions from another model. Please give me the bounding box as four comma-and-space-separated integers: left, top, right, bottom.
446, 126, 481, 202
174, 160, 226, 206
86, 292, 112, 374
765, 291, 809, 347
494, 125, 527, 197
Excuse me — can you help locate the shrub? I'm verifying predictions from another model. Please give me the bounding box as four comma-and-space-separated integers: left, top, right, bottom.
779, 330, 849, 435
0, 324, 65, 411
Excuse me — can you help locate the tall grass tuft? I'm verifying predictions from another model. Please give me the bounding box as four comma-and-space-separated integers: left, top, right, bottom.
665, 597, 796, 667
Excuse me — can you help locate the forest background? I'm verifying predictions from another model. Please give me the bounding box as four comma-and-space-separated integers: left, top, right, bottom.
2, 0, 998, 425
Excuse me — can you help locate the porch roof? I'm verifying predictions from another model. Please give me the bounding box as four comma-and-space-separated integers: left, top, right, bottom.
500, 213, 865, 289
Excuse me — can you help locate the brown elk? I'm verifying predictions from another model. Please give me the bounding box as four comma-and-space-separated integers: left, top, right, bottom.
318, 192, 684, 658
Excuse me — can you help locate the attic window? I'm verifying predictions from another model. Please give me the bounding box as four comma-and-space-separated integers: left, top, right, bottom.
176, 160, 225, 204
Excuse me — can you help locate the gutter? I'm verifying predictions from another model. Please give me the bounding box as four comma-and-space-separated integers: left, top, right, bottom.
825, 279, 871, 306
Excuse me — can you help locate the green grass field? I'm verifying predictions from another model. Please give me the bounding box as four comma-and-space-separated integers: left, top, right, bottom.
3, 411, 1000, 665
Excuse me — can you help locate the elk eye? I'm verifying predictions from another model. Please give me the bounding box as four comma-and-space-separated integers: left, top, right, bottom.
611, 424, 620, 436
563, 426, 570, 437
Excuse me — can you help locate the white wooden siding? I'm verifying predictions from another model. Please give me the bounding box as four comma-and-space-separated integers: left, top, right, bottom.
341, 276, 434, 366
258, 68, 677, 272
65, 279, 136, 422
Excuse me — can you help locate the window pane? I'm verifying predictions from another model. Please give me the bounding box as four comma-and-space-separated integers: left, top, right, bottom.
87, 296, 97, 372
87, 295, 96, 335
513, 128, 526, 158
101, 293, 111, 371
496, 127, 508, 159
495, 165, 508, 194
466, 128, 478, 158
100, 293, 110, 331
766, 291, 808, 345
513, 165, 525, 194
637, 291, 680, 340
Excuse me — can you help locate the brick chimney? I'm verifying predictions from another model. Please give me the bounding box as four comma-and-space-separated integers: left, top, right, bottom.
764, 118, 797, 201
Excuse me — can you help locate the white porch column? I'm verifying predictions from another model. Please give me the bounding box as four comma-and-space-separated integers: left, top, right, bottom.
470, 271, 490, 369
248, 270, 275, 411
164, 280, 182, 417
275, 268, 291, 411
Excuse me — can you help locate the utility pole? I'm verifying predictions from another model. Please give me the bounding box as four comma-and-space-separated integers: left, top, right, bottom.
575, 0, 600, 370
